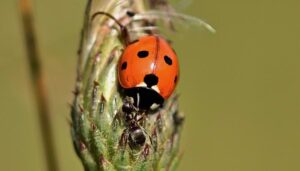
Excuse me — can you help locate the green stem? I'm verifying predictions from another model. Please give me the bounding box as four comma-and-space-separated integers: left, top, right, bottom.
19, 0, 59, 170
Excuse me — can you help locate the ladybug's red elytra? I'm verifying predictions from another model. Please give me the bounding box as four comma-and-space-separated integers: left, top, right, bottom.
118, 35, 179, 110
92, 11, 179, 110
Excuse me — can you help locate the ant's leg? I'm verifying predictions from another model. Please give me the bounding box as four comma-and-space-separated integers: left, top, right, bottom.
147, 131, 154, 146
142, 143, 151, 159
119, 128, 129, 149
112, 110, 123, 130
136, 112, 146, 127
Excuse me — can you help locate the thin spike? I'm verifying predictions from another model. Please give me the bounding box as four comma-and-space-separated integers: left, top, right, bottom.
134, 10, 216, 33
128, 26, 158, 33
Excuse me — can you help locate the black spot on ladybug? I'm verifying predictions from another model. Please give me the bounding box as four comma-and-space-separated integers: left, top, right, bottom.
174, 75, 178, 83
138, 51, 149, 58
144, 74, 159, 87
121, 61, 127, 70
164, 55, 172, 65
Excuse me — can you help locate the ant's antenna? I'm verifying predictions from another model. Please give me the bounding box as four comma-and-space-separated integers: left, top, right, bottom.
136, 92, 140, 109
91, 11, 132, 45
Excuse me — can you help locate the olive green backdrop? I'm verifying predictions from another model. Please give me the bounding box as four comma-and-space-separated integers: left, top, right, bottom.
1, 0, 299, 170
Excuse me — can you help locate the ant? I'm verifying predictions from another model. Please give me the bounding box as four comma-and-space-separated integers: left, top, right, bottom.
114, 97, 150, 149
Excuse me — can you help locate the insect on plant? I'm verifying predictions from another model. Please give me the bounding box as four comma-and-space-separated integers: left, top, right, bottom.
71, 1, 215, 169
92, 11, 180, 148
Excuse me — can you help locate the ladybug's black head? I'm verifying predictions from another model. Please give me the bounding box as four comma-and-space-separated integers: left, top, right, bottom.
124, 87, 164, 111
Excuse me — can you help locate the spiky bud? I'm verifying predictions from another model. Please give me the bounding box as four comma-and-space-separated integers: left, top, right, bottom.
71, 0, 184, 170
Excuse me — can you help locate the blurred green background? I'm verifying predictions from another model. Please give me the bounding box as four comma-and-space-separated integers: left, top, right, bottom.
1, 0, 300, 170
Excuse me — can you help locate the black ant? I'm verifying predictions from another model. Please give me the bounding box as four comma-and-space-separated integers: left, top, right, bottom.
114, 97, 150, 149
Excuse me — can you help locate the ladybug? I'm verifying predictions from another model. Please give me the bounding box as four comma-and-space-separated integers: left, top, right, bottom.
92, 12, 179, 110
118, 35, 179, 110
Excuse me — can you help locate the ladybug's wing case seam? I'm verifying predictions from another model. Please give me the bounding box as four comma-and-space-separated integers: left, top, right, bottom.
152, 36, 160, 74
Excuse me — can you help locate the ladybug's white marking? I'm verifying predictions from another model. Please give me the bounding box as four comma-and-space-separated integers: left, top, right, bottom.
152, 85, 160, 93
136, 82, 147, 87
136, 82, 160, 94
150, 103, 160, 110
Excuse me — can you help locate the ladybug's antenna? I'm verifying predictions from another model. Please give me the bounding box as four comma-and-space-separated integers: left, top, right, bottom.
91, 11, 124, 30
91, 11, 131, 45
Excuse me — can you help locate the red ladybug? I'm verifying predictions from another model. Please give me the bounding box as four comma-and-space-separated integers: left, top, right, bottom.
118, 35, 179, 110
92, 12, 179, 110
